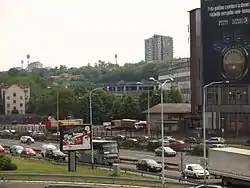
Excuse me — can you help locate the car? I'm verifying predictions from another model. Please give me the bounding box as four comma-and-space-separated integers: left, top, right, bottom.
10, 145, 24, 155
21, 148, 36, 157
184, 137, 199, 144
189, 185, 223, 188
44, 149, 66, 160
41, 144, 57, 157
169, 140, 186, 150
20, 136, 35, 144
136, 159, 162, 172
206, 137, 225, 145
155, 147, 177, 157
182, 164, 209, 179
0, 145, 5, 152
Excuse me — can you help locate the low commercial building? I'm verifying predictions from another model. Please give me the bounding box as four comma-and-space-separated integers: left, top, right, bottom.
143, 103, 191, 135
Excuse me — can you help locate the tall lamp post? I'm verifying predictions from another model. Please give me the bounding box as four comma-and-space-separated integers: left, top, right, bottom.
149, 77, 174, 188
202, 80, 229, 184
89, 87, 104, 169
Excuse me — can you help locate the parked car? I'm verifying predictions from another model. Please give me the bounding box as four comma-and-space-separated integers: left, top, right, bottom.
155, 147, 177, 157
21, 148, 36, 157
206, 137, 225, 145
244, 139, 250, 146
41, 144, 57, 157
0, 145, 5, 152
10, 145, 24, 155
20, 136, 35, 144
136, 159, 162, 172
182, 164, 209, 179
44, 149, 66, 160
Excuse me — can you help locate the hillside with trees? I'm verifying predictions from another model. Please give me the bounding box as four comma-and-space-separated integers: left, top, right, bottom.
0, 60, 183, 123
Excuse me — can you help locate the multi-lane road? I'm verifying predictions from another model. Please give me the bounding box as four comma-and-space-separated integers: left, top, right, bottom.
0, 139, 201, 165
0, 138, 220, 184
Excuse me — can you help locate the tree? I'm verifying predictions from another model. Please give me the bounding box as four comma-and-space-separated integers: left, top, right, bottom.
165, 85, 183, 103
121, 96, 139, 119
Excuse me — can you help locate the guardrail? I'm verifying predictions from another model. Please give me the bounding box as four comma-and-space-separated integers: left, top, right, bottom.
0, 173, 198, 187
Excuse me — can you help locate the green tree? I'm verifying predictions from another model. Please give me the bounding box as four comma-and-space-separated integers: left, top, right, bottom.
165, 85, 183, 103
121, 96, 139, 119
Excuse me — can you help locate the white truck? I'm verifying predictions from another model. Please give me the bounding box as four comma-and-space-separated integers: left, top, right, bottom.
208, 147, 250, 186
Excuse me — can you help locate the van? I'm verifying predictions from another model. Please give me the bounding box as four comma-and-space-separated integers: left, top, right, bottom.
41, 144, 57, 157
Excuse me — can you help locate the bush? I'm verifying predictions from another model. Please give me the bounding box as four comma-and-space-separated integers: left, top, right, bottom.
189, 146, 208, 157
0, 154, 18, 171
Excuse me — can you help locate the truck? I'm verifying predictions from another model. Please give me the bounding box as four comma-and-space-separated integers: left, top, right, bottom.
208, 147, 250, 186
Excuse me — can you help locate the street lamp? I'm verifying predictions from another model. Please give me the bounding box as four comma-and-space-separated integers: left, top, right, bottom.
202, 80, 229, 184
136, 82, 151, 137
149, 77, 174, 188
89, 87, 105, 169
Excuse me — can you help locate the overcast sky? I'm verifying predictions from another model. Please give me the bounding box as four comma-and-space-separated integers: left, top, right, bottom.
0, 0, 200, 71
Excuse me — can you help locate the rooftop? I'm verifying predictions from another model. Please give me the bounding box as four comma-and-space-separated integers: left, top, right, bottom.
143, 103, 191, 114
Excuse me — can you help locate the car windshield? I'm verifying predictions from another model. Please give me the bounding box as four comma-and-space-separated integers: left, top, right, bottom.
26, 148, 34, 152
53, 150, 63, 155
16, 146, 23, 150
102, 143, 118, 153
146, 159, 158, 165
192, 165, 203, 170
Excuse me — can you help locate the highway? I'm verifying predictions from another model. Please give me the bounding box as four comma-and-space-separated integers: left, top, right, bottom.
0, 139, 201, 165
0, 138, 220, 185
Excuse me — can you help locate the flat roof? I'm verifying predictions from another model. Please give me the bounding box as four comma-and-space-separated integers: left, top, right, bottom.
210, 147, 250, 156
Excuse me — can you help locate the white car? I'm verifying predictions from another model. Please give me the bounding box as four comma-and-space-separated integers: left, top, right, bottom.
41, 144, 57, 157
20, 136, 35, 143
190, 185, 223, 188
155, 147, 177, 157
182, 164, 209, 179
10, 145, 24, 155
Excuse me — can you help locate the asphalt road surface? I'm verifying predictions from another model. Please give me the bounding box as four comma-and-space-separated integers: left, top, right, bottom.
0, 139, 202, 165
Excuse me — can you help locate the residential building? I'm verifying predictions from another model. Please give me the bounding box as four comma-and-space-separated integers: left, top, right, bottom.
158, 58, 191, 102
27, 61, 43, 72
0, 84, 30, 115
106, 80, 159, 94
145, 34, 173, 63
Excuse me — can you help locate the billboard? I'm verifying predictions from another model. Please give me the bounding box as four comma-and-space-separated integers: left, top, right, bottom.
59, 123, 91, 151
201, 0, 250, 85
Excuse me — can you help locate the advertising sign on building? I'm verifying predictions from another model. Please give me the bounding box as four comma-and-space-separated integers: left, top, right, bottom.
201, 0, 250, 85
59, 123, 91, 151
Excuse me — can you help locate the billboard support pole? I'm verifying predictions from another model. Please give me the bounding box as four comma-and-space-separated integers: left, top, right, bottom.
68, 151, 76, 172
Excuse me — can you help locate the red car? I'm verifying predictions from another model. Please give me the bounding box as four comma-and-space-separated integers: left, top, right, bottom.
21, 148, 36, 157
169, 140, 186, 151
0, 145, 5, 152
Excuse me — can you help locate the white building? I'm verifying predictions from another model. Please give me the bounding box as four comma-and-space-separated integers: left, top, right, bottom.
158, 58, 191, 102
1, 84, 30, 115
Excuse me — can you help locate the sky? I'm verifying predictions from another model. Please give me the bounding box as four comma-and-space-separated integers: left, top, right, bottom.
0, 0, 200, 71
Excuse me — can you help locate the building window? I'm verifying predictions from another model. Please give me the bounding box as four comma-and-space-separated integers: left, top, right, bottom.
7, 96, 10, 100
13, 106, 16, 110
13, 93, 16, 97
7, 110, 10, 114
7, 104, 10, 108
20, 96, 23, 100
20, 103, 23, 107
13, 100, 16, 104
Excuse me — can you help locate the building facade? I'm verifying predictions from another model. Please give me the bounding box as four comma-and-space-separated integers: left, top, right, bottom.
145, 34, 173, 63
0, 84, 30, 115
106, 81, 159, 94
158, 58, 191, 102
189, 8, 250, 137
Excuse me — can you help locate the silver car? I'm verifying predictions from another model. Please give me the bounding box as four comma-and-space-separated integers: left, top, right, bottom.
10, 145, 24, 155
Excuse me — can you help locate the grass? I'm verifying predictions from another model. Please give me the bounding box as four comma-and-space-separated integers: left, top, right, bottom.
0, 157, 186, 188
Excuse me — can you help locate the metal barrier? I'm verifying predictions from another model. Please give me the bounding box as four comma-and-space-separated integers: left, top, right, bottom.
0, 173, 197, 187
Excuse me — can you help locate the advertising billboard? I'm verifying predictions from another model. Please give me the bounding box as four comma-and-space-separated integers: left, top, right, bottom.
201, 0, 250, 85
59, 123, 91, 151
